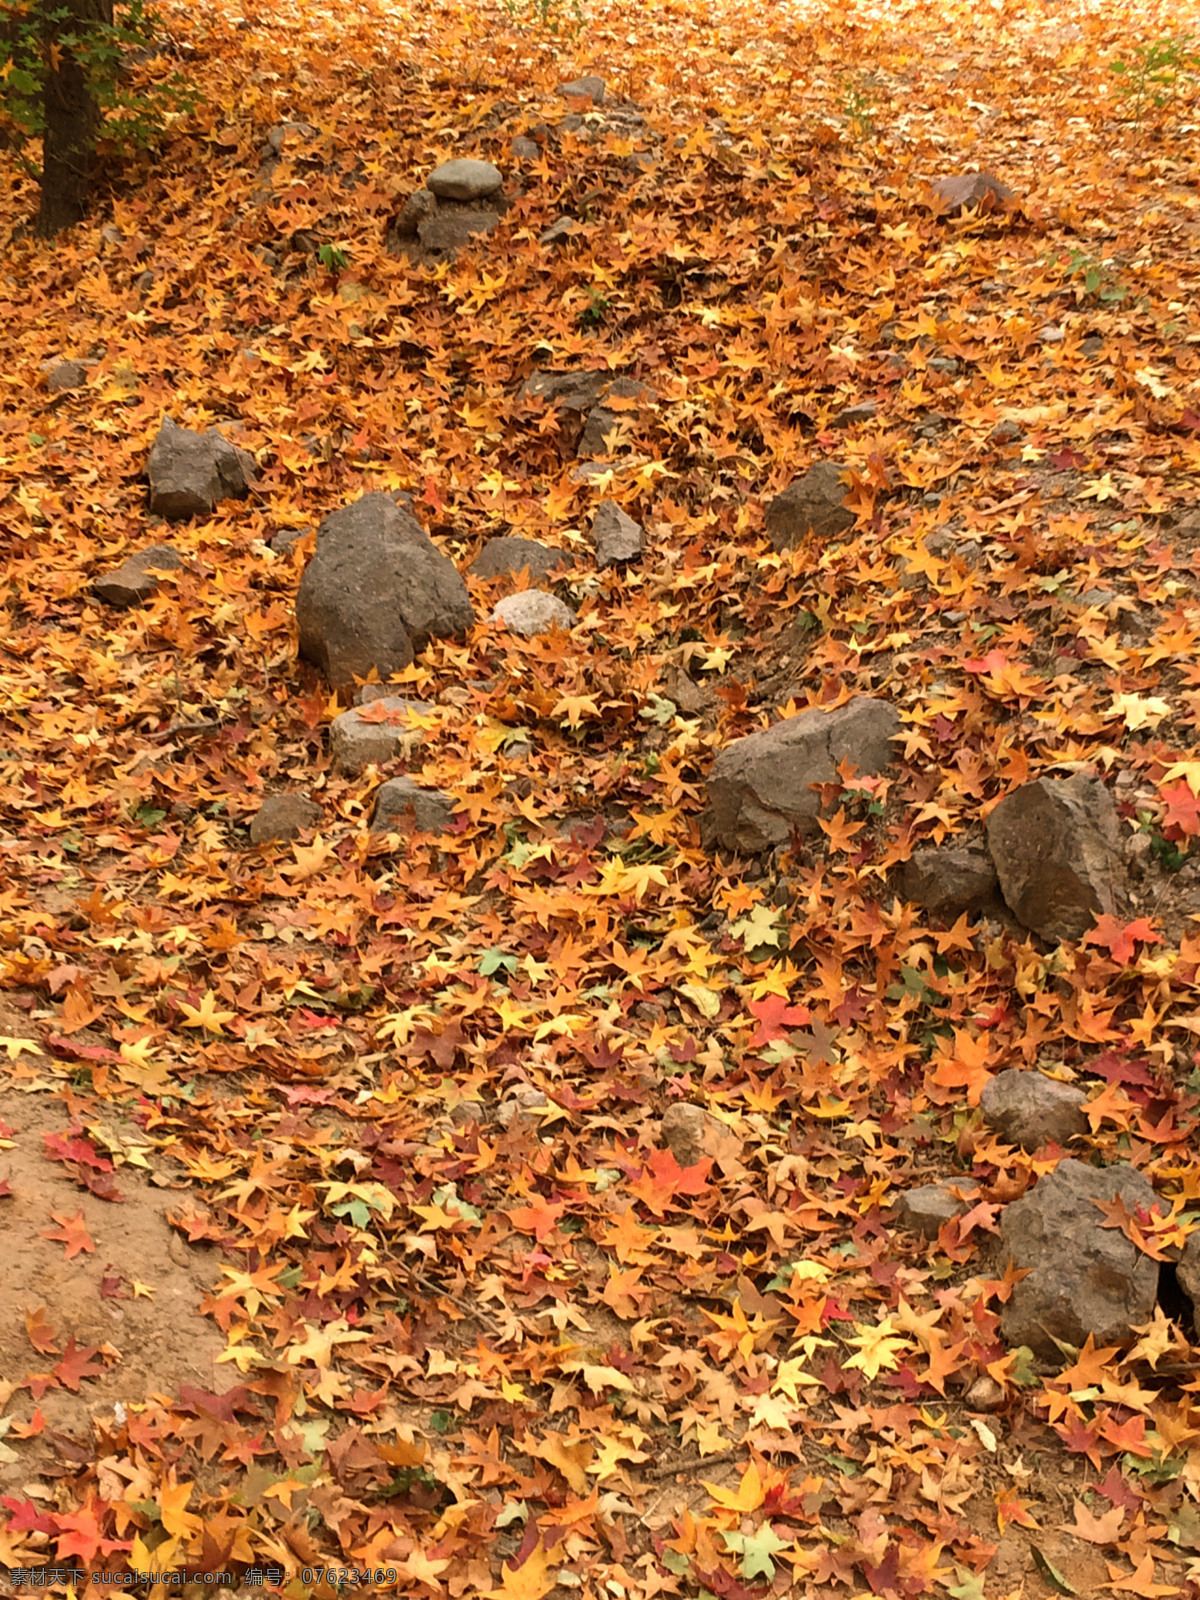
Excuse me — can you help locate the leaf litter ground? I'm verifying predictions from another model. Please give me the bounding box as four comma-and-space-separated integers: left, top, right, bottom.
4, 0, 1200, 1595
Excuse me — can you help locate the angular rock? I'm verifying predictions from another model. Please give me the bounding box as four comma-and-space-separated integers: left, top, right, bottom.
249, 794, 322, 845
703, 696, 900, 855
43, 358, 88, 392
372, 776, 456, 835
147, 417, 256, 521
512, 135, 541, 160
765, 461, 855, 552
899, 845, 999, 917
985, 775, 1127, 941
980, 1069, 1089, 1151
392, 188, 438, 237
661, 1103, 741, 1167
94, 544, 183, 607
540, 217, 577, 248
558, 75, 606, 103
998, 1159, 1159, 1359
427, 159, 503, 201
522, 368, 609, 414
417, 210, 501, 255
894, 1182, 978, 1240
577, 377, 653, 458
932, 171, 1015, 212
296, 493, 474, 689
831, 401, 878, 428
270, 526, 311, 554
592, 499, 643, 566
470, 536, 569, 583
1176, 1232, 1200, 1339
330, 697, 433, 777
491, 591, 576, 637
495, 1087, 549, 1129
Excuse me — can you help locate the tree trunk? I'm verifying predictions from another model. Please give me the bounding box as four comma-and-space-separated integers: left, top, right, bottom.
34, 0, 114, 237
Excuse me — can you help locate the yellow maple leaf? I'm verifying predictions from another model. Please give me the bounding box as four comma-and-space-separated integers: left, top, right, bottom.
483, 1542, 554, 1600
177, 990, 235, 1034
703, 1460, 764, 1513
1109, 693, 1170, 731
843, 1316, 912, 1380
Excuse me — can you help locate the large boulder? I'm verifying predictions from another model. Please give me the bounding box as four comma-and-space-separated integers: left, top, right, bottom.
998, 1160, 1159, 1360
703, 697, 900, 855
147, 417, 256, 520
985, 775, 1127, 941
296, 494, 474, 690
765, 462, 855, 551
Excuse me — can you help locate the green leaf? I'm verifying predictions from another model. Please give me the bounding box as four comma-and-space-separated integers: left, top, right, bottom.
1031, 1548, 1077, 1595
947, 1568, 988, 1600
729, 903, 785, 950
722, 1525, 790, 1581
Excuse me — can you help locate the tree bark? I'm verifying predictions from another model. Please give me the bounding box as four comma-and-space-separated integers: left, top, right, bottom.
34, 0, 114, 237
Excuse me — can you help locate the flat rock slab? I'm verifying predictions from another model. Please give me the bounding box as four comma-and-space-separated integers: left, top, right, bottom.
330, 697, 434, 777
94, 545, 183, 607
491, 591, 576, 637
427, 159, 503, 200
558, 75, 606, 102
985, 775, 1127, 941
932, 171, 1015, 212
372, 776, 455, 835
249, 794, 321, 845
703, 696, 900, 855
470, 536, 569, 583
980, 1069, 1089, 1150
765, 461, 855, 551
998, 1159, 1159, 1359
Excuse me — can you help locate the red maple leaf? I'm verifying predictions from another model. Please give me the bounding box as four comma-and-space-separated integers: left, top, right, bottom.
43, 1131, 112, 1171
747, 993, 811, 1047
54, 1338, 104, 1392
962, 647, 1009, 674
1159, 779, 1200, 837
628, 1148, 712, 1215
1083, 915, 1162, 965
507, 1195, 567, 1241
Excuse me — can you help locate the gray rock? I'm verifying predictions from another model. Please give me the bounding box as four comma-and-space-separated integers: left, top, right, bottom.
985, 775, 1127, 941
932, 171, 1015, 211
417, 210, 501, 254
998, 1159, 1160, 1359
43, 358, 88, 392
427, 159, 503, 201
330, 697, 434, 777
270, 526, 311, 554
263, 121, 319, 158
703, 696, 900, 855
558, 75, 606, 103
895, 1182, 978, 1240
147, 417, 256, 521
592, 499, 643, 565
522, 368, 609, 414
94, 544, 183, 607
495, 1087, 549, 1129
296, 493, 474, 689
470, 536, 569, 583
990, 419, 1023, 445
1176, 1232, 1200, 1339
512, 136, 541, 160
899, 845, 998, 917
371, 776, 456, 834
979, 1069, 1089, 1152
249, 794, 322, 845
540, 217, 577, 248
765, 462, 855, 552
831, 401, 878, 429
928, 356, 959, 375
491, 591, 576, 637
392, 188, 438, 236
